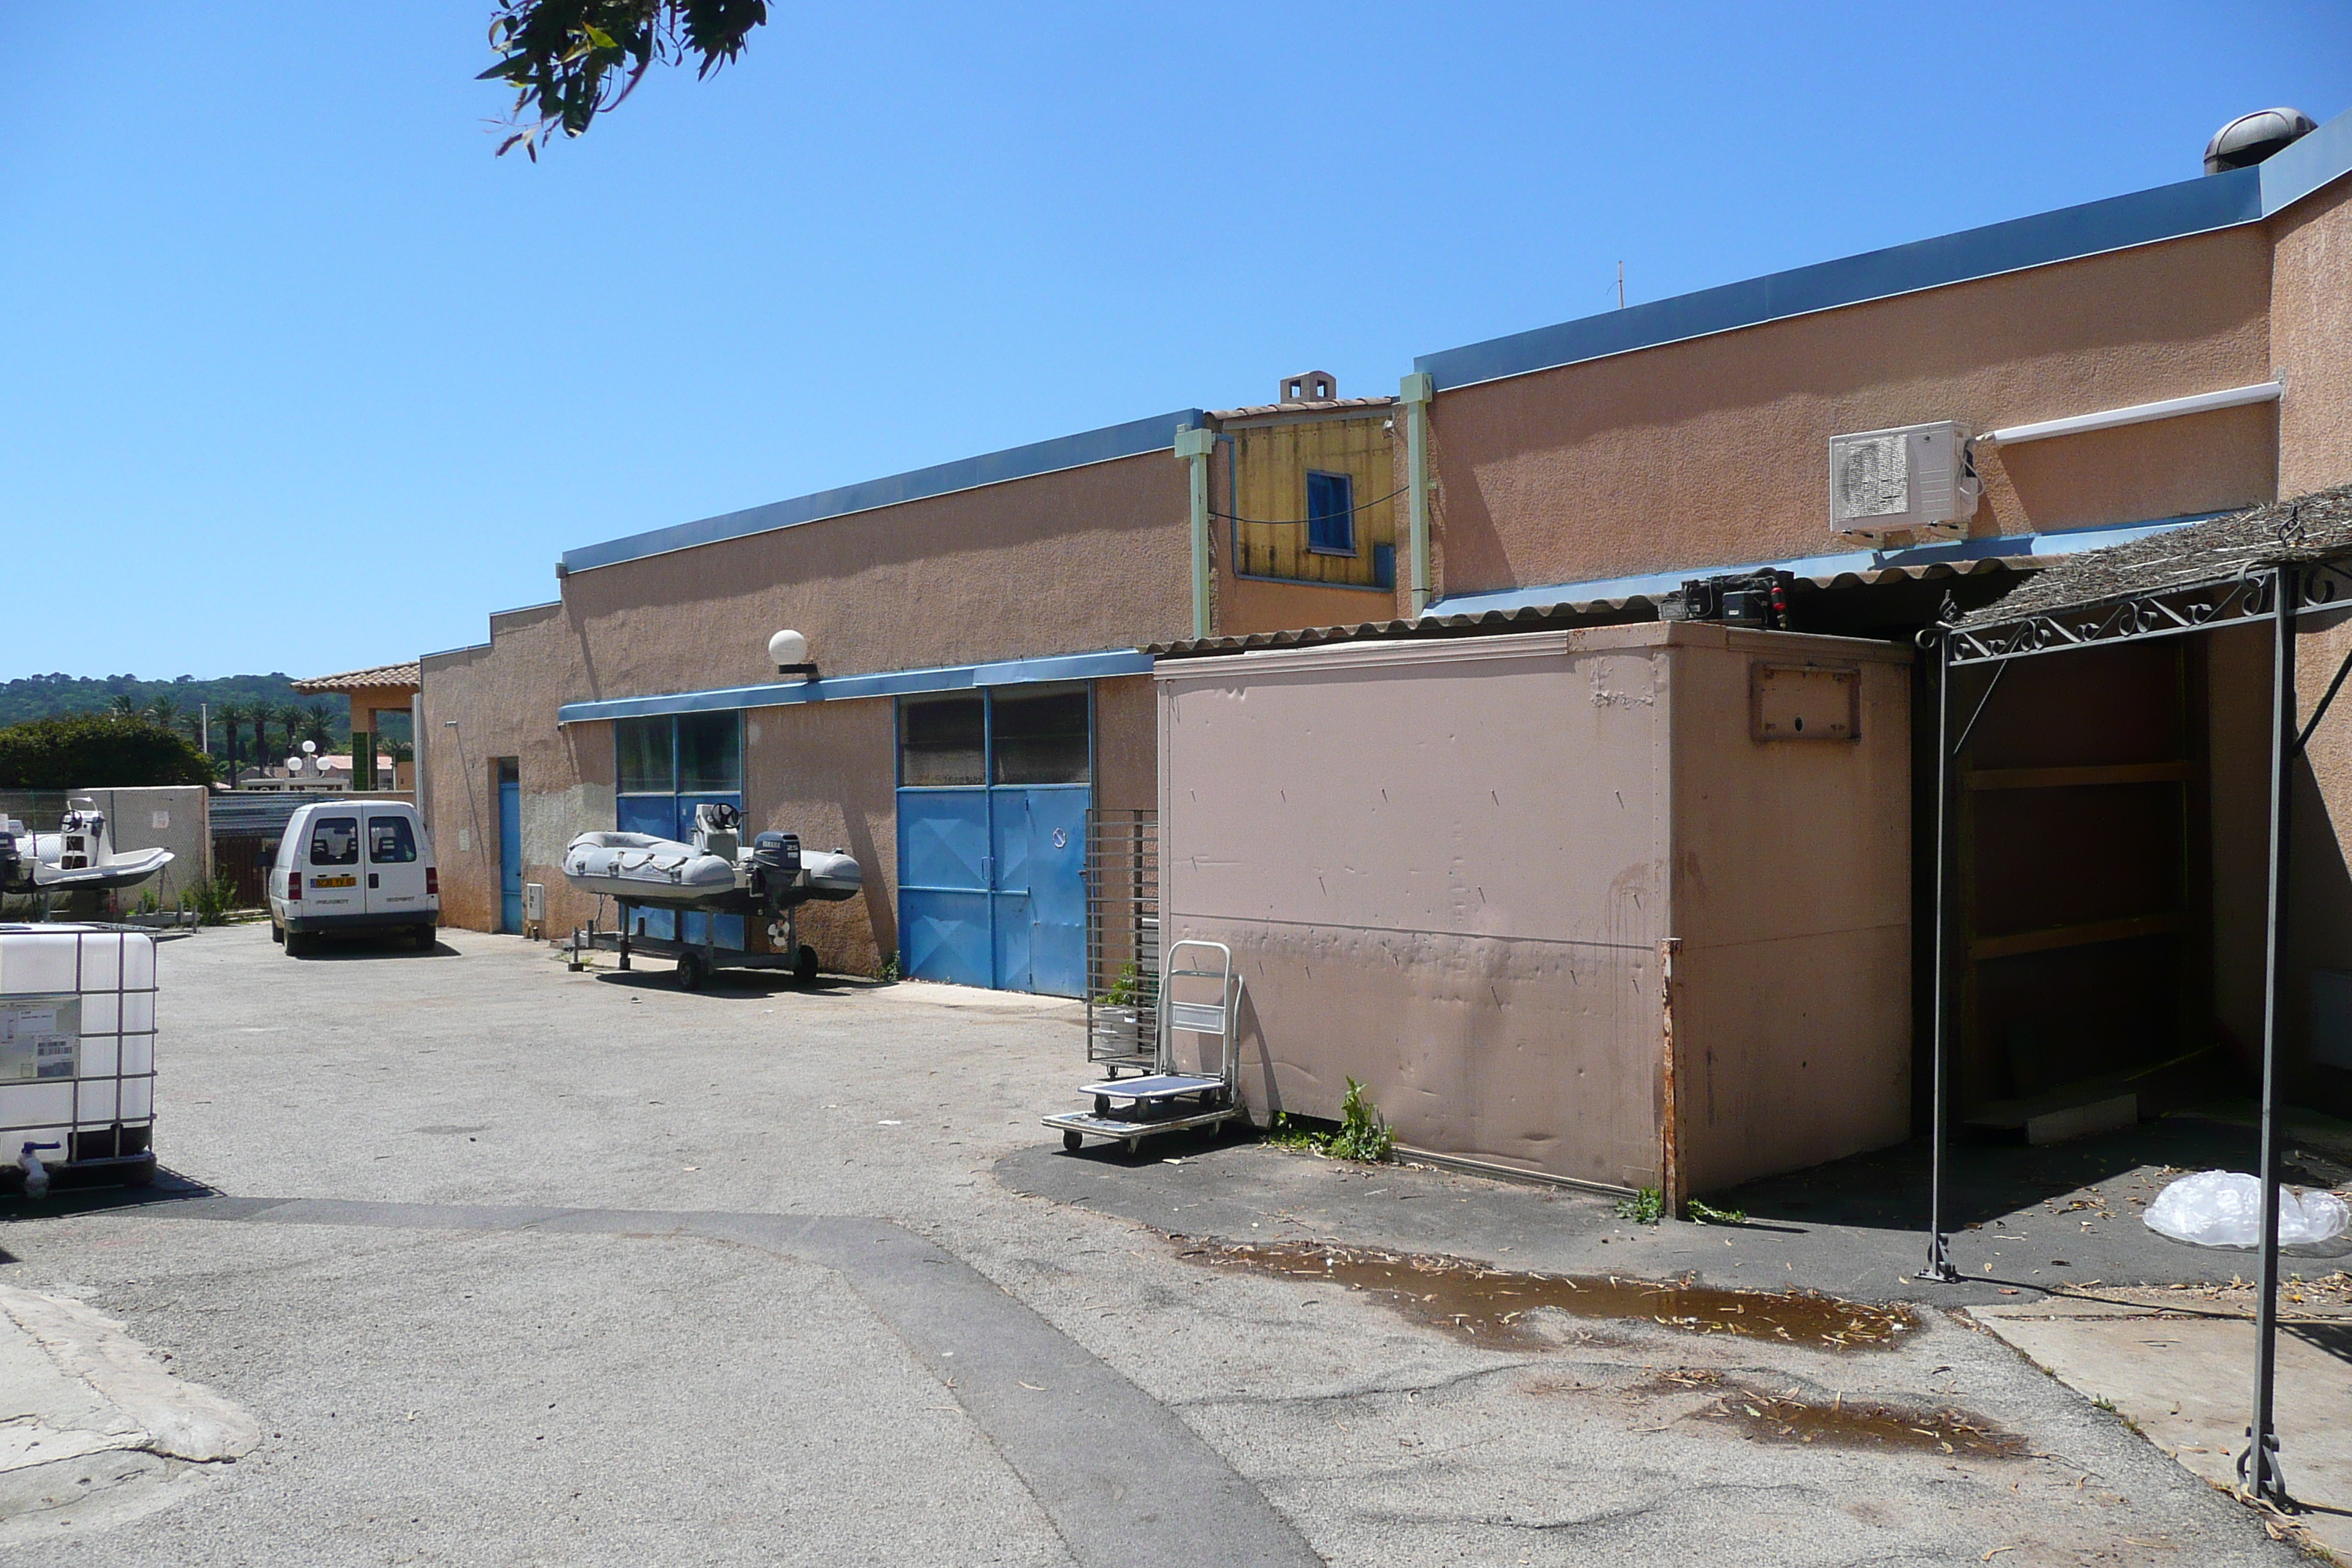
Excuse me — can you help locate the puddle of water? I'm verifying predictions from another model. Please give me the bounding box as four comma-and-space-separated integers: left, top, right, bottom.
1645, 1371, 2024, 1458
1186, 1240, 1917, 1352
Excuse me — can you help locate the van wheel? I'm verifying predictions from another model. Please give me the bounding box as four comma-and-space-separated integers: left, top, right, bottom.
794, 945, 818, 986
676, 953, 706, 991
284, 930, 309, 957
269, 920, 284, 945
412, 924, 437, 951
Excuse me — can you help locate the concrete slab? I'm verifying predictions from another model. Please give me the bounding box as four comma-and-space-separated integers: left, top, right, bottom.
1971, 1294, 2352, 1559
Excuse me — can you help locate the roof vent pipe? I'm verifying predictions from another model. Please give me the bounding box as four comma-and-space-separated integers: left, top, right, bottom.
2204, 108, 2318, 174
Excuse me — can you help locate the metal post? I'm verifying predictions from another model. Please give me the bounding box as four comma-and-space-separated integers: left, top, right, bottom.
2243, 564, 2297, 1506
1176, 424, 1216, 641
1401, 374, 1435, 617
1922, 632, 1960, 1282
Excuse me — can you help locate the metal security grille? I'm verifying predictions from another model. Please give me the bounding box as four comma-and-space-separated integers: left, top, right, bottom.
1084, 809, 1158, 1071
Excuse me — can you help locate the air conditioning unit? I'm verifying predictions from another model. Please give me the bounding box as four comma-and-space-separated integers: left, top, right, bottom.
1828, 421, 1979, 543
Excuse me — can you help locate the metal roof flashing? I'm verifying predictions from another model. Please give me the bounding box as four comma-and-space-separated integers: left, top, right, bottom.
1415, 105, 2352, 395
560, 410, 1207, 576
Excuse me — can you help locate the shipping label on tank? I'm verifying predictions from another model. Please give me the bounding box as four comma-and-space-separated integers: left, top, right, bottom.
0, 995, 80, 1082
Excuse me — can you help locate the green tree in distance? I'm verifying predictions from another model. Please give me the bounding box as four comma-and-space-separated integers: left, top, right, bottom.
481, 1, 769, 159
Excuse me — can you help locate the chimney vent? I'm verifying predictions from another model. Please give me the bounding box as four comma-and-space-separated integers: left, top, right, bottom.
1280, 372, 1337, 403
2204, 108, 2317, 174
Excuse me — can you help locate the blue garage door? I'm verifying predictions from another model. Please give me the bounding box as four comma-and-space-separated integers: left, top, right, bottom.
614, 712, 744, 949
897, 685, 1090, 996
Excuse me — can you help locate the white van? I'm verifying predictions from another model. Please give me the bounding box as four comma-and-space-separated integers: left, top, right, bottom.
267, 800, 440, 954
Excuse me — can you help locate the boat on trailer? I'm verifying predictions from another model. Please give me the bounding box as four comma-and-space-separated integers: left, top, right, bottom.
1, 801, 174, 897
561, 804, 863, 988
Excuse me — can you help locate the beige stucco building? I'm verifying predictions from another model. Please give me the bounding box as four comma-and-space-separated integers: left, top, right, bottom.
419, 105, 2352, 1189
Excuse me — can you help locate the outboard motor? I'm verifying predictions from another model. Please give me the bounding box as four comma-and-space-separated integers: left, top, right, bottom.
750, 832, 801, 909
0, 823, 23, 894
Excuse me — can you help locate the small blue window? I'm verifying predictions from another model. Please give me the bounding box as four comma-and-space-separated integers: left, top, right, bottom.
1306, 471, 1354, 555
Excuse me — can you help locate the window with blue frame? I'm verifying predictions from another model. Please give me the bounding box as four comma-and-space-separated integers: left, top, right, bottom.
615, 712, 742, 840
1305, 470, 1355, 555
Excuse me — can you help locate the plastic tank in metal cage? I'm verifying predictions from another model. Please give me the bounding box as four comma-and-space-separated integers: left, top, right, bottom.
1, 924, 158, 1188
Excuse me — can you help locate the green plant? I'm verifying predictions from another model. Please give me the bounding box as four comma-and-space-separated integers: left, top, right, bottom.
1616, 1186, 1665, 1225
182, 873, 240, 926
1263, 1113, 1324, 1153
1097, 960, 1155, 1009
134, 888, 159, 914
1324, 1077, 1395, 1164
877, 951, 903, 982
1686, 1197, 1748, 1226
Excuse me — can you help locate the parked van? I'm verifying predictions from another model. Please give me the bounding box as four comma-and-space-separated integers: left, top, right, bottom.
267, 800, 439, 954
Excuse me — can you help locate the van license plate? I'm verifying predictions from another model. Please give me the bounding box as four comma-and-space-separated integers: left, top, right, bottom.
313, 875, 357, 888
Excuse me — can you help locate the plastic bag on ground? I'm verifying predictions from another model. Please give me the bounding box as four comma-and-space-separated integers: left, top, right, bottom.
2143, 1169, 2352, 1249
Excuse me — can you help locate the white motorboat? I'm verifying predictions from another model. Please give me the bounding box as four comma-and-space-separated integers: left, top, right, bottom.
561, 804, 861, 914
1, 802, 173, 894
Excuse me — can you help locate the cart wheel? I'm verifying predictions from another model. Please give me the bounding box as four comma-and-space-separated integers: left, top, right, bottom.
1093, 1095, 1111, 1117
1063, 1129, 1083, 1153
676, 953, 706, 991
794, 945, 819, 986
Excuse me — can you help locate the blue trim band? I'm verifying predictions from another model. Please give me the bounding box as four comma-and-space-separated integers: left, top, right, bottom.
1415, 173, 2263, 391
562, 410, 1207, 575
1414, 106, 2352, 393
1425, 514, 2223, 619
555, 649, 1155, 724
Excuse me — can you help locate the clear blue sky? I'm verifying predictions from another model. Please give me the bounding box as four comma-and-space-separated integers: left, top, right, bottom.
3, 2, 2345, 680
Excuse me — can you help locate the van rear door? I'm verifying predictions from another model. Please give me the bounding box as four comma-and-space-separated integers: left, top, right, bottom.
303, 813, 363, 919
364, 810, 428, 918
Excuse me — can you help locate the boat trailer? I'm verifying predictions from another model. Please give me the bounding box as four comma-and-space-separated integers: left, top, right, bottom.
570, 896, 820, 991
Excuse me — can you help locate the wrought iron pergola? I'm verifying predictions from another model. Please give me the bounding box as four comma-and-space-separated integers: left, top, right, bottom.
1918, 514, 2352, 1509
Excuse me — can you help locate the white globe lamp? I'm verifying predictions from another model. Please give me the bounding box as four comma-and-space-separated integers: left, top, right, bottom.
769, 629, 815, 679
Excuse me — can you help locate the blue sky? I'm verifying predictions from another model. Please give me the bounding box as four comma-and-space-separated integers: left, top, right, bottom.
3, 2, 2346, 679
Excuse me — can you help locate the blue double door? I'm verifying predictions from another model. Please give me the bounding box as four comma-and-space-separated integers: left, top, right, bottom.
899, 785, 1090, 995
896, 684, 1091, 996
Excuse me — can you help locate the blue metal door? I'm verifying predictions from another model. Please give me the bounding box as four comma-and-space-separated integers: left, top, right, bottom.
993, 786, 1089, 997
497, 776, 522, 933
898, 789, 994, 987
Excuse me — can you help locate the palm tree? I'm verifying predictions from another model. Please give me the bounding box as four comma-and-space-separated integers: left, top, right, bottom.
106, 693, 138, 720
215, 701, 249, 780
146, 694, 181, 731
302, 701, 336, 749
265, 702, 301, 762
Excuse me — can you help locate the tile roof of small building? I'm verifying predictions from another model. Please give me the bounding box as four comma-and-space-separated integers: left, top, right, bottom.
291, 661, 421, 693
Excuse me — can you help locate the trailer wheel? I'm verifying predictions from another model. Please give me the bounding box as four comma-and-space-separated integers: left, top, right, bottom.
794, 945, 818, 986
676, 953, 706, 991
1063, 1129, 1083, 1153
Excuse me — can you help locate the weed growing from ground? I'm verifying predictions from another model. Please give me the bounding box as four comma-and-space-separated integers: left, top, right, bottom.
1617, 1186, 1665, 1225
1263, 1078, 1393, 1164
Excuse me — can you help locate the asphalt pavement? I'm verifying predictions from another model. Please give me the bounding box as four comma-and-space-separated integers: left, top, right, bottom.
0, 923, 2312, 1566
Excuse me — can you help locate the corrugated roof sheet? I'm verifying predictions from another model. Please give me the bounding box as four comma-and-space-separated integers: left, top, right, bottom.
292, 662, 421, 693
1150, 557, 2029, 659
1955, 484, 2352, 630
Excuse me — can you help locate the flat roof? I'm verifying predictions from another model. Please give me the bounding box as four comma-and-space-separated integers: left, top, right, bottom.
1416, 106, 2352, 393
560, 408, 1207, 576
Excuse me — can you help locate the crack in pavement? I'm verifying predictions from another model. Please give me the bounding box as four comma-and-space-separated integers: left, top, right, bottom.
129, 1195, 1324, 1568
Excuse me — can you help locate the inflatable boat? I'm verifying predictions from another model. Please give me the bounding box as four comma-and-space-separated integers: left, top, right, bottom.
561, 804, 860, 914
1, 802, 174, 894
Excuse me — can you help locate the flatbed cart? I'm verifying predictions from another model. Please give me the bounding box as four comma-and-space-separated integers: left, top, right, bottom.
1045, 940, 1242, 1153
570, 896, 819, 991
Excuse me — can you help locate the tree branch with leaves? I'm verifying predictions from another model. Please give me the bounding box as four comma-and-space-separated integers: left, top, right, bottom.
481, 1, 769, 159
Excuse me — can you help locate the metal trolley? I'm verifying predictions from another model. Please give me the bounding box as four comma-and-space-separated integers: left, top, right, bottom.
1044, 939, 1242, 1153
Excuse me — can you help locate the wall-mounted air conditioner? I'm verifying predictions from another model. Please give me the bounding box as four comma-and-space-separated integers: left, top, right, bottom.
1828, 421, 1979, 544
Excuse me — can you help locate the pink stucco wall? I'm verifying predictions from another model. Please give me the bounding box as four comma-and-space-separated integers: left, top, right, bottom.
1156, 623, 1910, 1193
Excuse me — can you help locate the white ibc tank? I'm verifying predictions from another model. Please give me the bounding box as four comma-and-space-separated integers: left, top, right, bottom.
0, 924, 157, 1167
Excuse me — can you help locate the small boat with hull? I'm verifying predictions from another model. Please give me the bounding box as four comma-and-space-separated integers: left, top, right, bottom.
560, 804, 861, 914
1, 801, 174, 894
